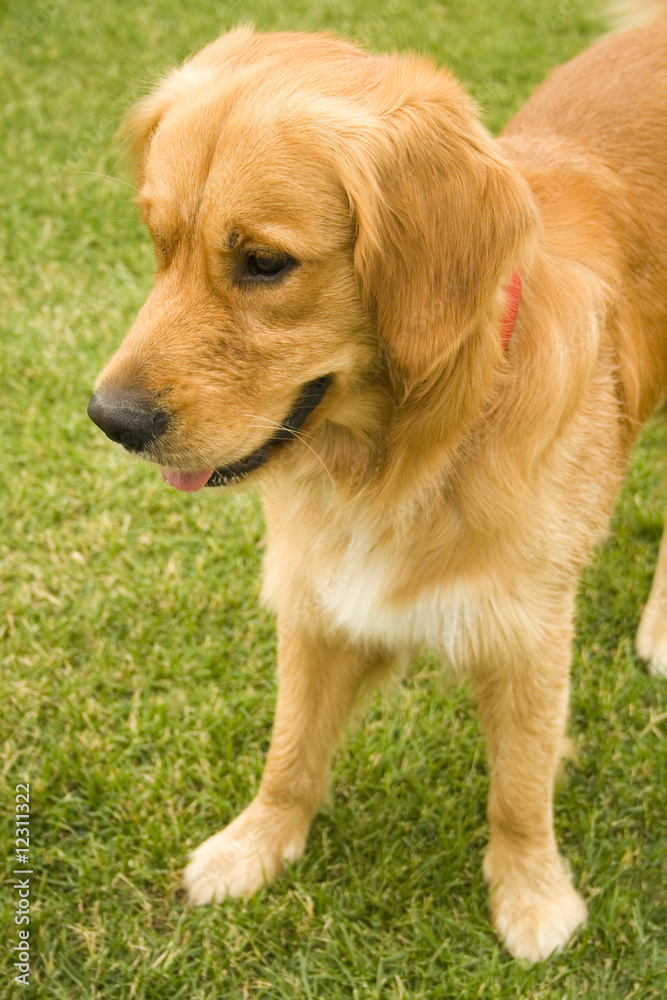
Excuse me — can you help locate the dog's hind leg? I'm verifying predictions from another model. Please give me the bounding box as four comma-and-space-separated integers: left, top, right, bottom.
182, 625, 391, 905
636, 506, 667, 677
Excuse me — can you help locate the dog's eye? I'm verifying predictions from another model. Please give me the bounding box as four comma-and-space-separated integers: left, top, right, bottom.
242, 253, 297, 282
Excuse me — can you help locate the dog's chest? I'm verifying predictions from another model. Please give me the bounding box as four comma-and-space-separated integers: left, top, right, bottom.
313, 529, 482, 665
263, 501, 541, 666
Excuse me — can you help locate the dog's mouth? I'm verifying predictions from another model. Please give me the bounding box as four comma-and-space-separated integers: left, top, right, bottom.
161, 374, 333, 492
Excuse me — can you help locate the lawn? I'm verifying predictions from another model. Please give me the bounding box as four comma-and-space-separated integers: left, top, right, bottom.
1, 0, 666, 997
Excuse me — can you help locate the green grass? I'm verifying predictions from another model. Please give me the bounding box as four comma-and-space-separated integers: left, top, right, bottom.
1, 1, 666, 996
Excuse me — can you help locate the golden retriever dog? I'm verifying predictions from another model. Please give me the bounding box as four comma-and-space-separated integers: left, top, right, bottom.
88, 7, 667, 961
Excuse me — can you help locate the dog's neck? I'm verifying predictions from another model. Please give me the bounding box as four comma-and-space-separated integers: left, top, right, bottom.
500, 269, 522, 351
273, 272, 525, 518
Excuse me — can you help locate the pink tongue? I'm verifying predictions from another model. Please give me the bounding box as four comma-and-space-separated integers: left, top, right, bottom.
161, 467, 213, 493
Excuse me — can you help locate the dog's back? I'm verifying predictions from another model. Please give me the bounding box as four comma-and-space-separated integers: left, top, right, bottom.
501, 25, 667, 425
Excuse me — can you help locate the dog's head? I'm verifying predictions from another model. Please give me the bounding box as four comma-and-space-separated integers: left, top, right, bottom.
88, 27, 537, 492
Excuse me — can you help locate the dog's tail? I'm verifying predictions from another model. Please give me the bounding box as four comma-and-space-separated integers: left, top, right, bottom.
609, 0, 667, 29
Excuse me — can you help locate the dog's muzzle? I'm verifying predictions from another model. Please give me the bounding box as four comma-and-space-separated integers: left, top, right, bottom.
87, 374, 333, 488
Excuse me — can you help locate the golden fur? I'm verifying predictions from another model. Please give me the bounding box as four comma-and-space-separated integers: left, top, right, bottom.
90, 13, 667, 961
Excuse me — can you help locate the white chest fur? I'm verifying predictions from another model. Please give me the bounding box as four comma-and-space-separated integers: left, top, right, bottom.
322, 574, 479, 668
315, 536, 551, 670
309, 528, 490, 669
262, 500, 549, 669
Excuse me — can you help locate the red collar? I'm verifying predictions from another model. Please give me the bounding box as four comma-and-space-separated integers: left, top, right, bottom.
500, 269, 522, 351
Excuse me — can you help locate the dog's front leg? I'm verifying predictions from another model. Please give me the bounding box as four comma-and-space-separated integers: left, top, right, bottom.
472, 623, 588, 961
183, 623, 390, 904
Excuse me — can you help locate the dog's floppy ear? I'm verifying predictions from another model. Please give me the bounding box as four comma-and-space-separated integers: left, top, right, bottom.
115, 85, 176, 187
335, 56, 539, 380
116, 28, 258, 184
115, 63, 222, 184
115, 73, 188, 185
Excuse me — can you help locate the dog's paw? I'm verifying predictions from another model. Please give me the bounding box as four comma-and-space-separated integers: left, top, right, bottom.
484, 853, 588, 961
636, 601, 667, 677
182, 803, 308, 905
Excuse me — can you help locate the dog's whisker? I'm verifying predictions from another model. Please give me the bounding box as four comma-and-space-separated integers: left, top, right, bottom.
67, 171, 135, 188
281, 432, 336, 488
241, 414, 335, 487
238, 412, 321, 445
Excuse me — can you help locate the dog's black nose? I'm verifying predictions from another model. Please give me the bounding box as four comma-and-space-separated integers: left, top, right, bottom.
87, 392, 170, 452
